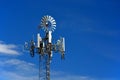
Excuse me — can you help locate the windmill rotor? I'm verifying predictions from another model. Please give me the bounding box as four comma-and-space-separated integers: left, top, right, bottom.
40, 15, 56, 32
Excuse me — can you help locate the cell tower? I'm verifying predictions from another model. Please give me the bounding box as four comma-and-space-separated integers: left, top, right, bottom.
24, 15, 65, 80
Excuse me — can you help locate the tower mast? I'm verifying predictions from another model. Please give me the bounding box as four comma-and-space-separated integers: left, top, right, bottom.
24, 15, 65, 80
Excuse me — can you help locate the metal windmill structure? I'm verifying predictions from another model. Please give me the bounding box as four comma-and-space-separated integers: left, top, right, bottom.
24, 15, 65, 80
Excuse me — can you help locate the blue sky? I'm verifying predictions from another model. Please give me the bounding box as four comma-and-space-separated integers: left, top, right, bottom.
0, 0, 120, 80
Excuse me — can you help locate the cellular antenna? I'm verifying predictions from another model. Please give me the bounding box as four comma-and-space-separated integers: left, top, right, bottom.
24, 15, 65, 80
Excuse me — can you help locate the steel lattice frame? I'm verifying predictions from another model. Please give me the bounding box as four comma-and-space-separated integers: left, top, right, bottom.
24, 15, 65, 80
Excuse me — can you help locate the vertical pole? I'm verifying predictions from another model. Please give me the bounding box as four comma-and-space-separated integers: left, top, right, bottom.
39, 55, 47, 80
39, 55, 41, 80
24, 15, 64, 80
46, 55, 50, 80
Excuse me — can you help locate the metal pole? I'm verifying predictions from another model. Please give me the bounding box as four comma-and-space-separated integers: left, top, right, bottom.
24, 15, 65, 80
46, 55, 50, 80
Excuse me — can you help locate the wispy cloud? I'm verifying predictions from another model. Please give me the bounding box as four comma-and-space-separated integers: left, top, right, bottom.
0, 41, 38, 80
0, 58, 119, 80
0, 41, 20, 55
0, 59, 38, 75
0, 71, 37, 80
0, 58, 94, 80
0, 59, 38, 80
0, 62, 94, 80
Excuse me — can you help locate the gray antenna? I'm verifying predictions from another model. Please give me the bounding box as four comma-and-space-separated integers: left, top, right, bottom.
24, 15, 65, 80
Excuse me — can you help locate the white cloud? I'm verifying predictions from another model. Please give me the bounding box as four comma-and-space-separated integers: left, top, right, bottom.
0, 41, 20, 55
0, 58, 118, 80
0, 59, 38, 80
0, 58, 34, 67
0, 54, 118, 80
0, 58, 95, 80
0, 59, 38, 76
0, 71, 37, 80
